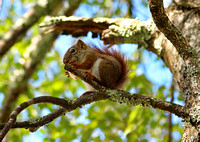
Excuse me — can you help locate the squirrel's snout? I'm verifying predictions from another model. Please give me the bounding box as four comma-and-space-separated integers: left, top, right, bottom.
63, 57, 68, 64
63, 59, 66, 64
64, 64, 67, 70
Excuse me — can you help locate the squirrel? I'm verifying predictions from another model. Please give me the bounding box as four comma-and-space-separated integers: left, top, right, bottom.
63, 40, 128, 89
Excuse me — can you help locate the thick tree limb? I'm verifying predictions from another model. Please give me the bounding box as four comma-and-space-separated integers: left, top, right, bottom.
40, 16, 152, 47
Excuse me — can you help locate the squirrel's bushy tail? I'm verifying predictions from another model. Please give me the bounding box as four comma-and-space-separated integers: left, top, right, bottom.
93, 45, 129, 89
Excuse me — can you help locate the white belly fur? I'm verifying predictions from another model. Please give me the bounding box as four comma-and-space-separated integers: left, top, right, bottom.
90, 58, 103, 81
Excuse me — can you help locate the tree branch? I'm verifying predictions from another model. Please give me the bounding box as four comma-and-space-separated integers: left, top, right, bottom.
0, 96, 71, 140
64, 64, 106, 90
0, 89, 190, 141
148, 0, 198, 61
0, 108, 66, 129
40, 16, 152, 47
0, 93, 109, 141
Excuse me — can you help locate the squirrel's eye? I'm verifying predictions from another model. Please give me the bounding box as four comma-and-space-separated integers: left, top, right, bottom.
70, 48, 76, 54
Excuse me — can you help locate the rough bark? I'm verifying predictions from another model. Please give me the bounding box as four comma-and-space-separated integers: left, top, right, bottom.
149, 1, 200, 140
165, 2, 200, 141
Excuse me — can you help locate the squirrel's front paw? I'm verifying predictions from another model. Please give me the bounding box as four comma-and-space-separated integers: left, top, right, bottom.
85, 71, 94, 80
65, 71, 70, 78
68, 61, 78, 68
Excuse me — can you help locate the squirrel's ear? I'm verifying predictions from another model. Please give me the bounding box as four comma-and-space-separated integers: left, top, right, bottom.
77, 40, 87, 49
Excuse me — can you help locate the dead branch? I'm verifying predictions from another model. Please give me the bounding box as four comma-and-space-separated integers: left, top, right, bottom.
40, 16, 152, 47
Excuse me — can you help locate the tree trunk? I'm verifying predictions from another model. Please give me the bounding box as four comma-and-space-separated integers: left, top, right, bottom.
149, 1, 200, 141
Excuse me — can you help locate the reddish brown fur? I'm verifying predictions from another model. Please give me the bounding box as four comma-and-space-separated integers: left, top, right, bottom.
92, 45, 129, 88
